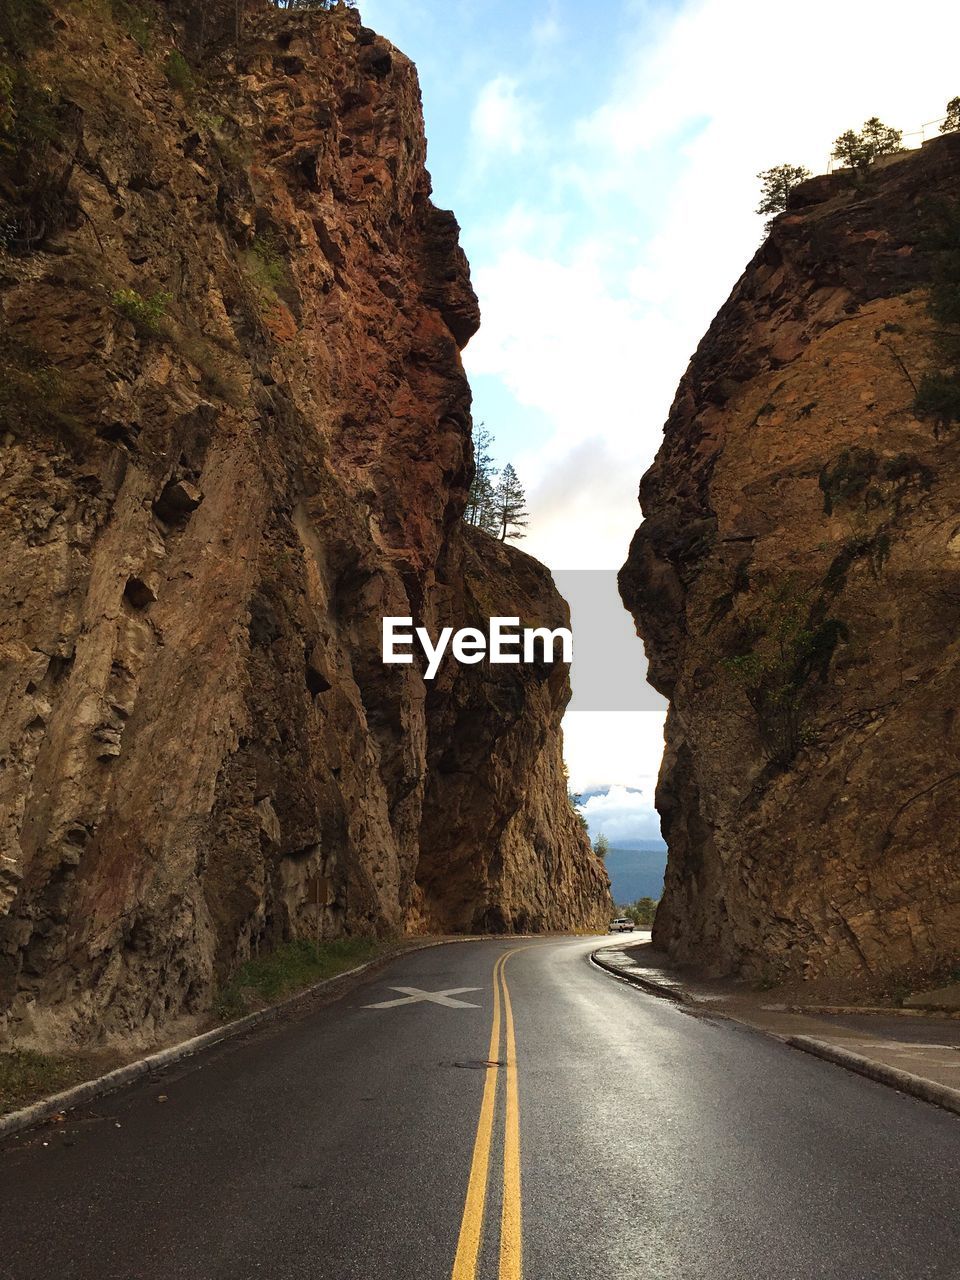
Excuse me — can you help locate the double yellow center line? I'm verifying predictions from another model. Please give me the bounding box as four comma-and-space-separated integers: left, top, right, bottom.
451, 948, 525, 1280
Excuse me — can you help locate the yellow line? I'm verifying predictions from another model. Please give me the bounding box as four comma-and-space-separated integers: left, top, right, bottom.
451, 954, 504, 1280
498, 956, 523, 1280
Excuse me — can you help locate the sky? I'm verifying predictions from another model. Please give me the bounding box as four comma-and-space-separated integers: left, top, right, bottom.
359, 0, 960, 840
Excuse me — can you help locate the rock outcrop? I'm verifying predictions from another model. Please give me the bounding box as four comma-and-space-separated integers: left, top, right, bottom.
0, 0, 609, 1049
620, 135, 960, 990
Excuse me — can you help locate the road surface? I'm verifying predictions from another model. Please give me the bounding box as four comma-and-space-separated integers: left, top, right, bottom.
2, 937, 960, 1278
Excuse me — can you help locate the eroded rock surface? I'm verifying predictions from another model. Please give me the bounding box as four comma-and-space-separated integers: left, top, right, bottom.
0, 0, 608, 1049
620, 136, 960, 990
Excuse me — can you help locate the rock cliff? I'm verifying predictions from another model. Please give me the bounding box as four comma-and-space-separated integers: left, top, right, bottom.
620, 135, 960, 990
0, 0, 609, 1049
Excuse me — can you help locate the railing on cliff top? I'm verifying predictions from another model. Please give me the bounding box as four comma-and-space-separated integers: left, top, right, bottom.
825, 115, 950, 173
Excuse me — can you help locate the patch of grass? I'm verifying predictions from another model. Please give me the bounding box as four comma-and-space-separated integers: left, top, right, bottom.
0, 1049, 85, 1115
214, 937, 382, 1021
111, 286, 171, 336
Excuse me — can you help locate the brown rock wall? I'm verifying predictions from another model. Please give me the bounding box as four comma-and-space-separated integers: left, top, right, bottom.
0, 0, 609, 1049
620, 135, 960, 989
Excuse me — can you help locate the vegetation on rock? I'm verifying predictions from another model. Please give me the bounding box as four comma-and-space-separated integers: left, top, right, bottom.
721, 586, 848, 768
111, 286, 172, 336
464, 426, 529, 541
755, 164, 811, 229
831, 117, 903, 169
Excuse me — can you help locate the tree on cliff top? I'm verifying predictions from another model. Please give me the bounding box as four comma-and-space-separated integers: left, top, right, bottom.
464, 422, 500, 535
832, 117, 903, 170
942, 98, 960, 134
492, 463, 529, 542
756, 164, 811, 230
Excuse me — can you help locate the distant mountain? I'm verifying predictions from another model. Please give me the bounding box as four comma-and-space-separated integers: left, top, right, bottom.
604, 841, 667, 906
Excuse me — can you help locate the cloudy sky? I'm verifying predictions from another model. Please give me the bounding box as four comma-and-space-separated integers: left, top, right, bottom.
361, 0, 960, 838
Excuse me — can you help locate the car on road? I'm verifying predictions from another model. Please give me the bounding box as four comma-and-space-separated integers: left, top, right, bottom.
609, 917, 635, 932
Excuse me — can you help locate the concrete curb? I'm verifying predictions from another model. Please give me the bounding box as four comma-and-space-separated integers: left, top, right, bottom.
589, 946, 688, 1003
591, 948, 960, 1120
786, 1035, 960, 1118
0, 936, 474, 1141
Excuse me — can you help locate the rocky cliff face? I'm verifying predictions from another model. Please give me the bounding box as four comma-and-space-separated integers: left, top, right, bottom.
0, 0, 609, 1049
620, 135, 960, 991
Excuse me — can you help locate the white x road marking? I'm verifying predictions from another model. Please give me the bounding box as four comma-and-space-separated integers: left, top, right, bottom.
364, 986, 481, 1010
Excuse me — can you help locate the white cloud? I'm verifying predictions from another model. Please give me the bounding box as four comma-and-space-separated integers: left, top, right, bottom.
576, 782, 663, 842
531, 4, 562, 48
563, 710, 665, 795
470, 75, 537, 157
467, 0, 960, 578
464, 0, 960, 799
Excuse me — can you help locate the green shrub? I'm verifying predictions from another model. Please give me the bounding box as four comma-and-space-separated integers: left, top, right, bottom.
164, 50, 194, 95
111, 286, 171, 335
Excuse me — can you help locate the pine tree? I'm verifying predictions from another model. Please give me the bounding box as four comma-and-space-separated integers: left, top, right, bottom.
942, 97, 960, 134
492, 463, 528, 542
465, 423, 499, 535
832, 118, 903, 170
755, 164, 811, 231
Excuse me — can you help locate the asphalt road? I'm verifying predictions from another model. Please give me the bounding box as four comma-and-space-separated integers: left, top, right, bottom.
3, 937, 960, 1279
